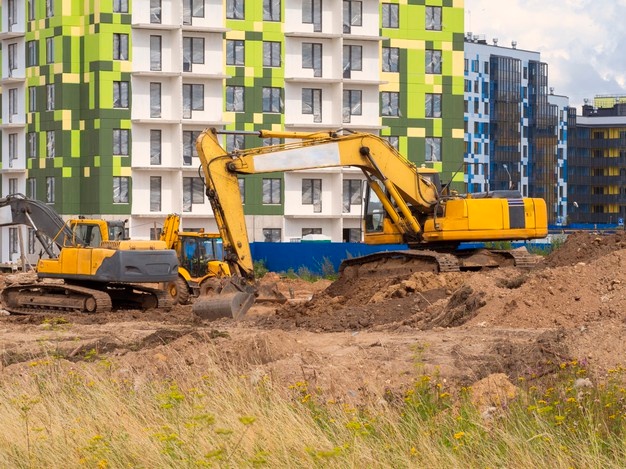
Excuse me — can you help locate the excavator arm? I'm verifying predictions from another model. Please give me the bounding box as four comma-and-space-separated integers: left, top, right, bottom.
196, 128, 442, 278
0, 193, 86, 257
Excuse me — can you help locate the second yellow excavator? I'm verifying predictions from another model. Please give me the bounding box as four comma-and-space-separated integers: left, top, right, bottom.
192, 128, 548, 319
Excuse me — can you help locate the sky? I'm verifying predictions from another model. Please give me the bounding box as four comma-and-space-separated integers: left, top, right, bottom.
464, 0, 626, 110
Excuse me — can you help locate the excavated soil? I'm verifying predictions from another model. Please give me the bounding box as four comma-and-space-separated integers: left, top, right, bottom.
1, 231, 625, 403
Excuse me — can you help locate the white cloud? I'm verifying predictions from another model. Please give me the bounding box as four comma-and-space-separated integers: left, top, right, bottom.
465, 0, 626, 109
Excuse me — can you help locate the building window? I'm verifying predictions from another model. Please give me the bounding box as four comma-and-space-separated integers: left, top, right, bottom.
28, 229, 36, 254
113, 33, 128, 60
302, 88, 322, 123
46, 0, 54, 17
113, 176, 130, 203
303, 43, 322, 77
46, 84, 55, 111
28, 0, 35, 21
113, 0, 128, 13
183, 37, 205, 72
226, 0, 244, 19
425, 6, 442, 31
113, 81, 129, 108
8, 43, 17, 74
46, 37, 55, 63
183, 130, 201, 165
150, 36, 162, 71
343, 0, 362, 33
150, 130, 161, 165
343, 89, 362, 123
263, 0, 280, 21
182, 84, 204, 118
8, 89, 18, 118
302, 228, 322, 237
183, 0, 205, 24
263, 228, 281, 242
150, 82, 161, 118
9, 228, 18, 255
150, 0, 162, 23
27, 41, 38, 67
27, 178, 36, 199
425, 93, 441, 118
344, 228, 360, 243
150, 176, 161, 212
8, 135, 18, 167
46, 177, 55, 203
381, 92, 400, 116
302, 178, 322, 212
263, 137, 281, 146
238, 178, 245, 203
426, 50, 442, 74
386, 135, 399, 150
28, 87, 36, 112
263, 228, 281, 243
343, 179, 361, 213
426, 137, 441, 162
381, 3, 398, 28
9, 178, 18, 195
262, 178, 281, 204
382, 47, 399, 72
226, 40, 244, 66
46, 131, 55, 158
262, 87, 282, 113
343, 45, 362, 78
113, 129, 129, 156
225, 134, 244, 153
225, 86, 244, 112
28, 132, 37, 158
183, 177, 204, 212
302, 0, 322, 32
263, 41, 281, 67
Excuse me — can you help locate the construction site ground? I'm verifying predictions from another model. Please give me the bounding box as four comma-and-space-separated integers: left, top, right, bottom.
1, 231, 626, 402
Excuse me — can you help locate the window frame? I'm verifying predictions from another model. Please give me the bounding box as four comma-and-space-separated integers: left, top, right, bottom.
262, 87, 282, 113
382, 46, 399, 72
302, 42, 323, 77
343, 0, 363, 33
342, 89, 362, 123
113, 33, 129, 61
425, 93, 442, 118
113, 81, 130, 108
113, 176, 130, 204
343, 44, 362, 78
425, 6, 442, 31
183, 36, 205, 72
150, 35, 162, 71
46, 176, 55, 203
263, 0, 280, 21
226, 39, 245, 66
381, 91, 400, 117
302, 88, 322, 123
302, 0, 322, 32
112, 129, 130, 156
182, 83, 205, 118
150, 176, 162, 212
150, 82, 162, 118
225, 85, 245, 112
226, 0, 245, 19
381, 3, 399, 28
425, 49, 442, 74
262, 178, 282, 205
150, 129, 161, 165
263, 41, 281, 67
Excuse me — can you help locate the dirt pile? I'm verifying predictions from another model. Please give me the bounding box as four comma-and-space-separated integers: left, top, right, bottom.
1, 230, 625, 402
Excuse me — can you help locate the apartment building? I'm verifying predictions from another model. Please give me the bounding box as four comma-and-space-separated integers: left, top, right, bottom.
567, 97, 626, 226
463, 34, 568, 225
0, 0, 465, 264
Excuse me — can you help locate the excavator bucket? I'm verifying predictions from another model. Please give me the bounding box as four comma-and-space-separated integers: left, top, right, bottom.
192, 277, 256, 321
192, 291, 255, 321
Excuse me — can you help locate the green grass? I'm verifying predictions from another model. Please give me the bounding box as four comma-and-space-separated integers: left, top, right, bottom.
1, 356, 626, 468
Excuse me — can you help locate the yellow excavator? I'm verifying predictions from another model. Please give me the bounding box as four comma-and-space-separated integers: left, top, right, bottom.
0, 194, 179, 315
193, 128, 548, 320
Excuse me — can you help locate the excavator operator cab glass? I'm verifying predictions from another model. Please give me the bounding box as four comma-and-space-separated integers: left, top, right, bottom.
181, 236, 223, 278
418, 172, 443, 195
364, 185, 384, 233
73, 223, 102, 247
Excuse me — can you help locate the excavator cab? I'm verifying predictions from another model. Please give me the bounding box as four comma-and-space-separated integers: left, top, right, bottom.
179, 234, 224, 278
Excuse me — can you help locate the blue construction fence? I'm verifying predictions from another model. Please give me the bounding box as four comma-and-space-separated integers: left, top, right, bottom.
250, 242, 408, 275
249, 240, 553, 275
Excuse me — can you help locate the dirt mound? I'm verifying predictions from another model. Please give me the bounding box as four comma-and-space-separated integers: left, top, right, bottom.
544, 230, 626, 267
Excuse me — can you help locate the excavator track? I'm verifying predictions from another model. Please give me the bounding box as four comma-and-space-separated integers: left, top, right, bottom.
339, 247, 541, 277
0, 283, 113, 315
104, 283, 174, 311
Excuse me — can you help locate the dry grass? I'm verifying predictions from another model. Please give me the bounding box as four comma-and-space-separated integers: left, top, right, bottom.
1, 354, 626, 468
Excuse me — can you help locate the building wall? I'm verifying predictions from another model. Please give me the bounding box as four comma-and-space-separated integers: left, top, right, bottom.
0, 0, 466, 265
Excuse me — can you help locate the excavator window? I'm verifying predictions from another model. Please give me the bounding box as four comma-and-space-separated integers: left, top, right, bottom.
364, 185, 384, 233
